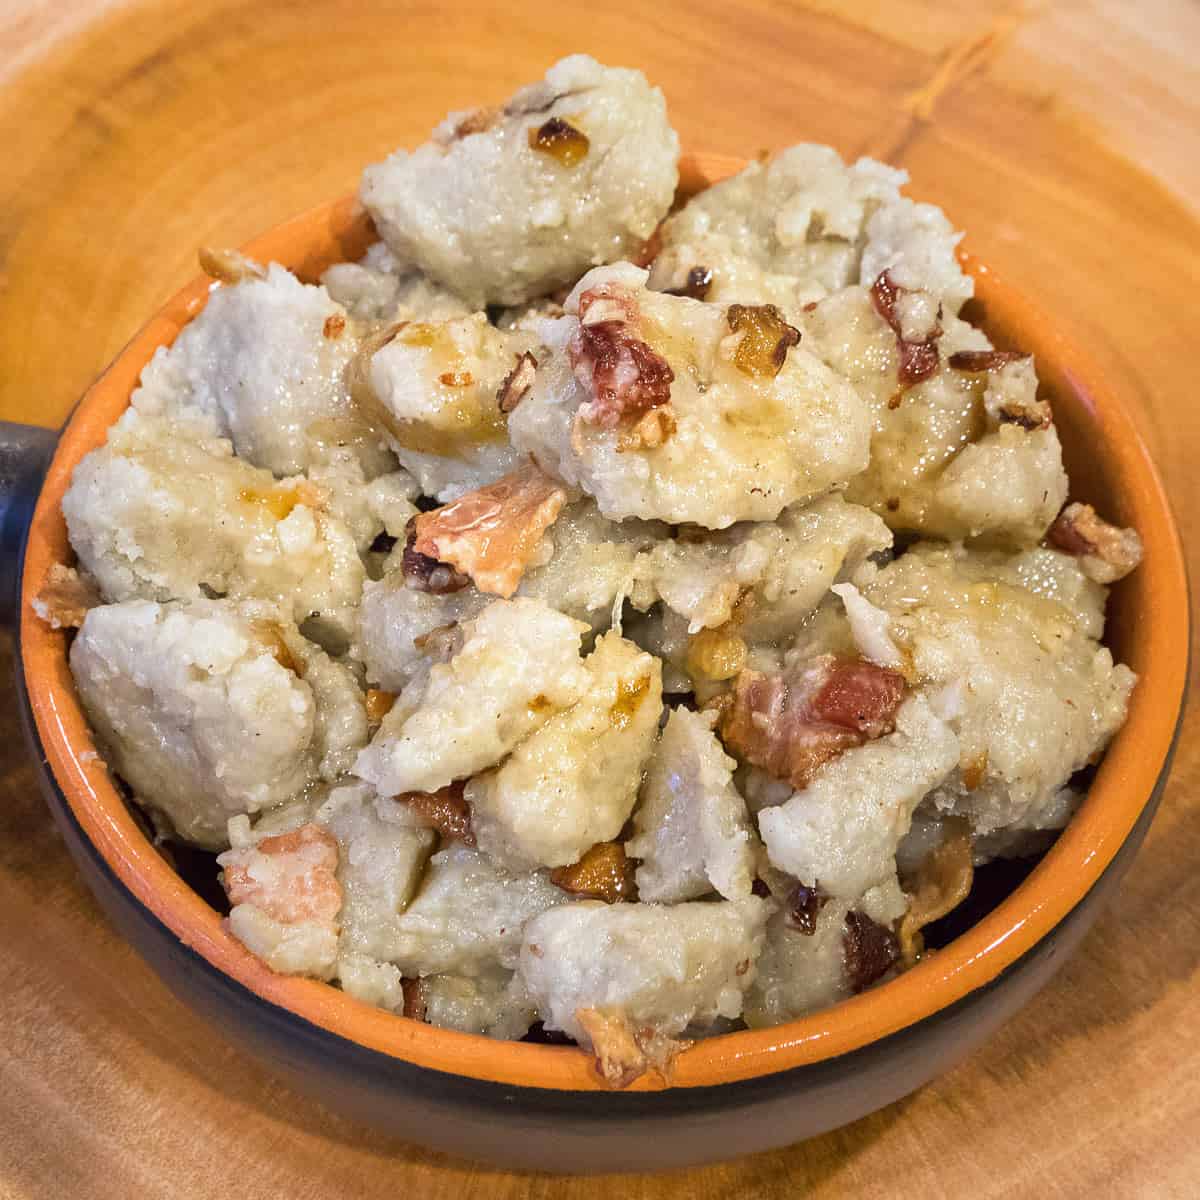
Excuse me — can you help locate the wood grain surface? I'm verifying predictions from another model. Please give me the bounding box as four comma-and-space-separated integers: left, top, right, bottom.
2, 2, 1198, 1195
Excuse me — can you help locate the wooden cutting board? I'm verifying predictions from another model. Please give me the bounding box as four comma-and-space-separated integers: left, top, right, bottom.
2, 2, 1197, 1195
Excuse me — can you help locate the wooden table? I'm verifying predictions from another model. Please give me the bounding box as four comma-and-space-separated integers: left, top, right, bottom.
2, 2, 1197, 1194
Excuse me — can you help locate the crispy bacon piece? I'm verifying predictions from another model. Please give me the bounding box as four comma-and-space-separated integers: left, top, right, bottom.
575, 1008, 691, 1089
843, 910, 900, 992
401, 522, 470, 595
718, 656, 907, 789
221, 823, 342, 926
398, 780, 475, 846
322, 313, 346, 340
897, 816, 974, 968
787, 882, 829, 935
411, 463, 567, 598
570, 285, 675, 430
664, 266, 714, 300
870, 270, 942, 389
550, 842, 636, 903
527, 116, 590, 166
496, 351, 538, 414
947, 349, 1029, 373
32, 563, 100, 629
1046, 502, 1143, 583
726, 304, 801, 378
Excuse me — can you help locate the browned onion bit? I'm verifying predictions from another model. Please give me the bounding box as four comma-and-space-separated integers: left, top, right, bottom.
998, 402, 1051, 431
398, 780, 475, 846
787, 882, 829, 935
550, 842, 636, 903
631, 225, 664, 268
843, 910, 900, 992
497, 351, 538, 413
665, 266, 714, 301
527, 116, 590, 166
401, 978, 427, 1021
726, 303, 802, 378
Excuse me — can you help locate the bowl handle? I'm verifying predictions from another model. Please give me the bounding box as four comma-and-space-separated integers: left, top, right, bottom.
1, 421, 59, 631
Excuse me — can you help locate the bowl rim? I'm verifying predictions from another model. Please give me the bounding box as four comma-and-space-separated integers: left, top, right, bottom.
19, 152, 1190, 1093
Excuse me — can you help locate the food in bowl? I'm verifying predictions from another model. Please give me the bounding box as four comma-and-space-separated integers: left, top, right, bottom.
36, 54, 1143, 1089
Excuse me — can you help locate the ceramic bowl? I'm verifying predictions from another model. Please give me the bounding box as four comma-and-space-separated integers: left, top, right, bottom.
4, 153, 1188, 1173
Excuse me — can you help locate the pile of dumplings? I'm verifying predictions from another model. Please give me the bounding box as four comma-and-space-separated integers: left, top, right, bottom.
43, 55, 1141, 1087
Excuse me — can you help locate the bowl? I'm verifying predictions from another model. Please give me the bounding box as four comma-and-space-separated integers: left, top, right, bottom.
6, 152, 1188, 1173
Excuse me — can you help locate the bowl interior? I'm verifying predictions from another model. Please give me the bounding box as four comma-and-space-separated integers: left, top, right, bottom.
19, 152, 1189, 1092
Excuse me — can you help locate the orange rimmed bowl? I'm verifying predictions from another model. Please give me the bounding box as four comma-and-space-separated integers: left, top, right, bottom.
5, 153, 1188, 1173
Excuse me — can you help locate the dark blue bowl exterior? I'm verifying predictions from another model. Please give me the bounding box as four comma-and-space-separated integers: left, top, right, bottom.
15, 644, 1179, 1172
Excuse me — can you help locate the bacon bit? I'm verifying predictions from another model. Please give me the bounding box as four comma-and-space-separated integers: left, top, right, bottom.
411, 463, 567, 598
32, 563, 99, 629
615, 404, 677, 451
947, 349, 1029, 373
870, 270, 942, 388
364, 687, 396, 723
686, 627, 748, 682
220, 823, 342, 925
631, 225, 664, 269
398, 780, 475, 846
401, 977, 428, 1021
401, 522, 470, 595
497, 351, 538, 414
787, 882, 829, 935
198, 246, 266, 285
1046, 502, 1143, 583
438, 370, 474, 388
575, 1008, 690, 1089
452, 106, 500, 139
725, 304, 802, 378
570, 286, 675, 429
664, 266, 714, 301
322, 313, 346, 340
249, 620, 301, 675
550, 842, 636, 903
897, 816, 974, 968
961, 750, 989, 791
802, 301, 819, 313
843, 910, 900, 992
718, 657, 907, 789
527, 116, 590, 166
